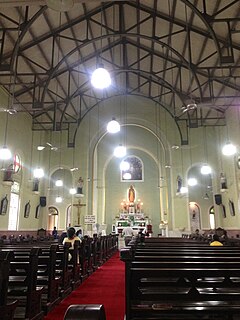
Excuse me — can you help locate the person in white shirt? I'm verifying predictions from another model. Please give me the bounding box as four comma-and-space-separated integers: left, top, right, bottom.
122, 223, 134, 246
63, 227, 81, 262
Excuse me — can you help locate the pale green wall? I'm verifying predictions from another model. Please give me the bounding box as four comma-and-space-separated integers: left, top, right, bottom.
1, 89, 240, 235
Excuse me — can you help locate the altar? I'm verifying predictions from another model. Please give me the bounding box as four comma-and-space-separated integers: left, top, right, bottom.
114, 186, 150, 234
116, 214, 147, 234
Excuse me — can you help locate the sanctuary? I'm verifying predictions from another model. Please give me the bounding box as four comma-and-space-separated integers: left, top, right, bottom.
114, 185, 152, 235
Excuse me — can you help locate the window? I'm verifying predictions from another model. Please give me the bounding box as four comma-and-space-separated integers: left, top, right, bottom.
8, 182, 20, 230
121, 156, 143, 181
13, 154, 21, 173
209, 206, 215, 230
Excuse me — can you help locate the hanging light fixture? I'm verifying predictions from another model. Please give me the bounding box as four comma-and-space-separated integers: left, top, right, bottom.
114, 144, 126, 158
55, 179, 63, 187
0, 145, 12, 160
33, 167, 44, 179
222, 141, 236, 156
55, 196, 62, 203
91, 5, 111, 89
200, 127, 212, 175
120, 160, 130, 171
69, 187, 76, 195
0, 86, 13, 161
188, 177, 198, 186
200, 164, 212, 175
107, 117, 120, 133
91, 64, 111, 89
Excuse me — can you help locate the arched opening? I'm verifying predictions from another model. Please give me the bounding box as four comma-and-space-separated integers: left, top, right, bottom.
48, 206, 59, 231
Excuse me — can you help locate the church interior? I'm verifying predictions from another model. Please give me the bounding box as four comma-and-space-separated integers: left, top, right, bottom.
2, 1, 240, 320
0, 0, 240, 240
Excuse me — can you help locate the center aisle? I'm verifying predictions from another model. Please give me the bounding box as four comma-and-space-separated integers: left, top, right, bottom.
44, 251, 125, 320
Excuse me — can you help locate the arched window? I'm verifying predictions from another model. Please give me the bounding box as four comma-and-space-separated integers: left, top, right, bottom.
121, 156, 143, 181
209, 206, 215, 230
8, 182, 20, 230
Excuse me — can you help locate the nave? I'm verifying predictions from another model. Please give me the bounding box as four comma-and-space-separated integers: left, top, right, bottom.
44, 251, 125, 320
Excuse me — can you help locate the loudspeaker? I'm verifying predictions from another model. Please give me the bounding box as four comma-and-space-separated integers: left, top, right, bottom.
40, 196, 46, 207
214, 194, 222, 205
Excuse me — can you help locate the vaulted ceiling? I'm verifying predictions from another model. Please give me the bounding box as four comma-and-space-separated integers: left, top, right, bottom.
0, 0, 240, 145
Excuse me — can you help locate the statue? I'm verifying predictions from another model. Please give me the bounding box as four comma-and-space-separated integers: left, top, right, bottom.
77, 177, 84, 194
128, 185, 135, 203
220, 173, 227, 190
176, 175, 182, 193
32, 178, 39, 192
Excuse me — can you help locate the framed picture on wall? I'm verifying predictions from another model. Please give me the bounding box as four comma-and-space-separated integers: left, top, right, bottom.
0, 195, 8, 215
24, 201, 30, 218
229, 199, 235, 216
35, 204, 40, 219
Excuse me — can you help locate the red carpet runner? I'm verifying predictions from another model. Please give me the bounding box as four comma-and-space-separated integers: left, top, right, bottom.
44, 251, 125, 320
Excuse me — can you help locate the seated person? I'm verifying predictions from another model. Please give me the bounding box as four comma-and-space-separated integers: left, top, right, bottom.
63, 227, 82, 261
210, 234, 223, 246
122, 223, 134, 246
52, 226, 58, 239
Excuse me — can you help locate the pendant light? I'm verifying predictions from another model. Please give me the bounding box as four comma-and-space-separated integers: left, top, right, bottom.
91, 6, 111, 89
91, 64, 111, 89
120, 160, 130, 171
55, 196, 62, 203
107, 117, 120, 133
0, 80, 13, 161
221, 70, 236, 156
33, 131, 45, 179
201, 127, 212, 174
33, 167, 44, 179
114, 144, 126, 158
188, 177, 198, 186
222, 141, 236, 156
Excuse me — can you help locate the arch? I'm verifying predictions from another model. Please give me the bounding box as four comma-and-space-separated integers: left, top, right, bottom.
48, 206, 59, 231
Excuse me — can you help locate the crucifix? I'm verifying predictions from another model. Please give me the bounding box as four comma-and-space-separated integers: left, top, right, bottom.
73, 199, 86, 225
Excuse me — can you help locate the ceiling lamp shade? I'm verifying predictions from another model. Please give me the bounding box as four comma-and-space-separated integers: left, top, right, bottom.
0, 145, 12, 160
120, 160, 130, 171
188, 177, 198, 186
200, 164, 212, 175
91, 64, 111, 89
69, 187, 77, 195
55, 179, 63, 187
46, 0, 74, 12
33, 167, 44, 179
55, 196, 62, 203
107, 118, 120, 134
123, 172, 131, 180
222, 142, 237, 156
114, 144, 126, 158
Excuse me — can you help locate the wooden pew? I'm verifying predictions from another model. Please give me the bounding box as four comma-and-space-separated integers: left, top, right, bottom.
8, 247, 44, 320
121, 245, 240, 320
6, 244, 62, 312
0, 251, 18, 320
64, 304, 106, 320
55, 243, 73, 297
